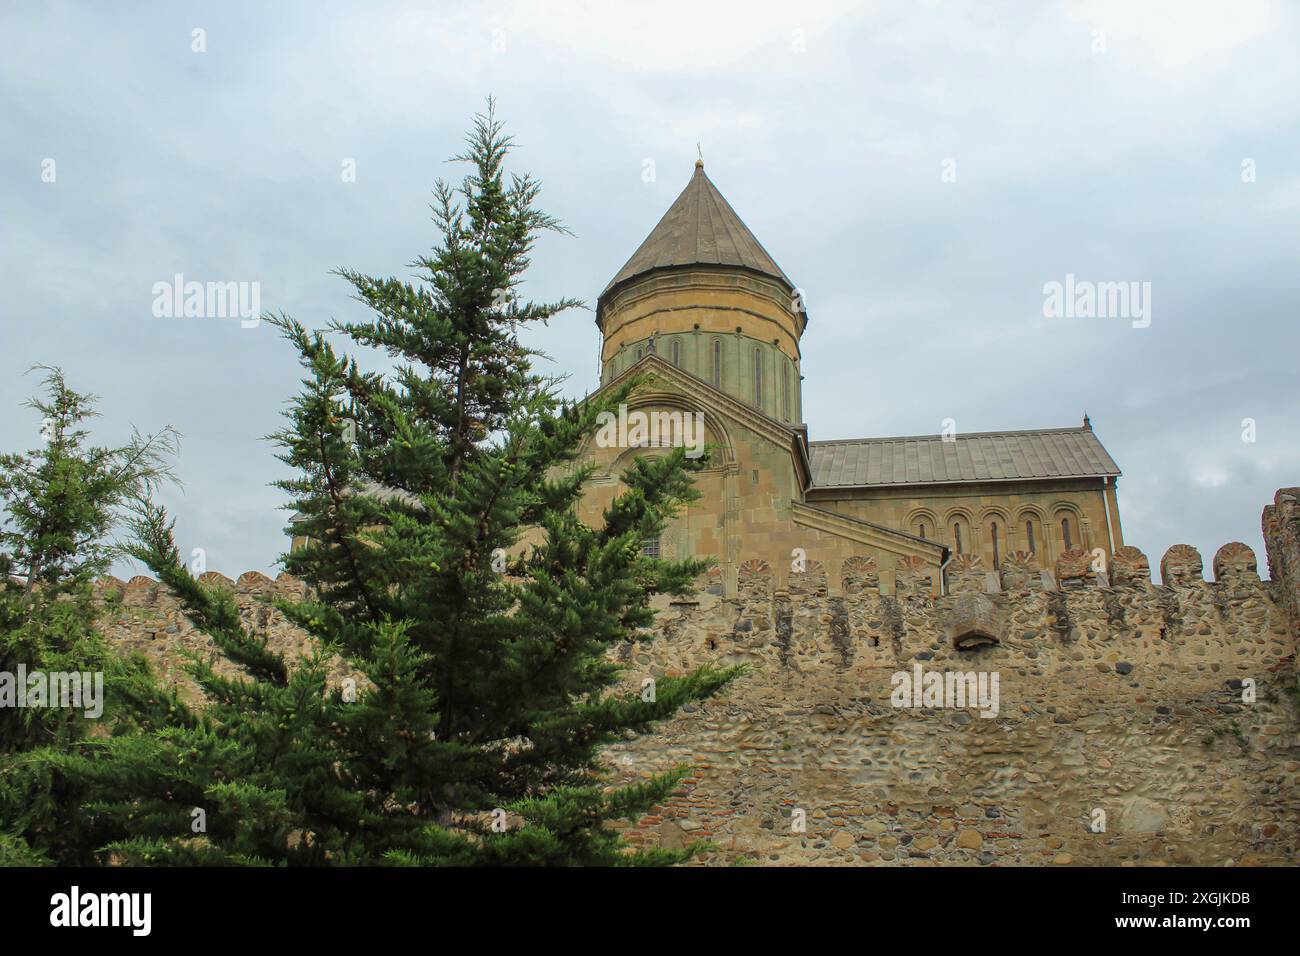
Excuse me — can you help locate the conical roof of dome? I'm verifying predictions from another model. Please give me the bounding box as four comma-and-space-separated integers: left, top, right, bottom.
599, 161, 795, 320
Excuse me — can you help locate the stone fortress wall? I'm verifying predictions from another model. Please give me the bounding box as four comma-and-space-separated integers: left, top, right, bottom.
93, 489, 1300, 866
606, 487, 1300, 865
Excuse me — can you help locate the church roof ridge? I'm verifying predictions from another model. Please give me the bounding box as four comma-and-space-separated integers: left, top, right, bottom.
808, 425, 1121, 489
809, 424, 1101, 446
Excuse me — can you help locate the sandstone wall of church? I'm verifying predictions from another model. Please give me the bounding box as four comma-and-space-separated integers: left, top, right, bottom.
599, 269, 804, 423
808, 477, 1120, 571
572, 404, 945, 597
605, 331, 800, 425
572, 403, 805, 571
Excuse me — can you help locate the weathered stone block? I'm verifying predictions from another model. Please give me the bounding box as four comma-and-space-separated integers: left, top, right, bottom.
945, 593, 1003, 649
1160, 544, 1203, 586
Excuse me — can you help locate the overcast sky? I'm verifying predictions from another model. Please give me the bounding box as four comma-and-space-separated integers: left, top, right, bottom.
2, 0, 1297, 582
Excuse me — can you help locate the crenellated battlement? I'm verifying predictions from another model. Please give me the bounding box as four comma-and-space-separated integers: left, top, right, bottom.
92, 533, 1294, 673
1263, 487, 1300, 641
97, 570, 308, 604
618, 537, 1293, 684
91, 571, 343, 703
93, 538, 1273, 607
722, 539, 1272, 599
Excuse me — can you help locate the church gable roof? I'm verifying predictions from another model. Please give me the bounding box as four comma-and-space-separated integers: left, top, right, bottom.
808, 425, 1121, 489
600, 162, 793, 302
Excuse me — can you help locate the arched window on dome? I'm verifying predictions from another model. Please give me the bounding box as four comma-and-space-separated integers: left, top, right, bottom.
712, 340, 722, 388
782, 363, 790, 420
671, 339, 680, 366
753, 348, 763, 407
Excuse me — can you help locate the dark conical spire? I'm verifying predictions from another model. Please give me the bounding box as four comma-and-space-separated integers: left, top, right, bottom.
600, 162, 794, 304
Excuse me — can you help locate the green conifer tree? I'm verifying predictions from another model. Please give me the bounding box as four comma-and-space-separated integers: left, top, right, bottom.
0, 369, 179, 864
107, 102, 736, 865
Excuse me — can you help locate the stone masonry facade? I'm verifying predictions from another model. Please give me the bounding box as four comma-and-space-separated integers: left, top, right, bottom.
598, 494, 1300, 865
97, 488, 1300, 866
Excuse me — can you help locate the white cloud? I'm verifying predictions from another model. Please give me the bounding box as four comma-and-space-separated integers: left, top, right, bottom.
1, 0, 1297, 575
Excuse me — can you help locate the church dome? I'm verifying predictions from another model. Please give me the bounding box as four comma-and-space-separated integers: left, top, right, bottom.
597, 162, 806, 425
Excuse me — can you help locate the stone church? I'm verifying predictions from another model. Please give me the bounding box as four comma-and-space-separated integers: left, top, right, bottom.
575, 161, 1125, 597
